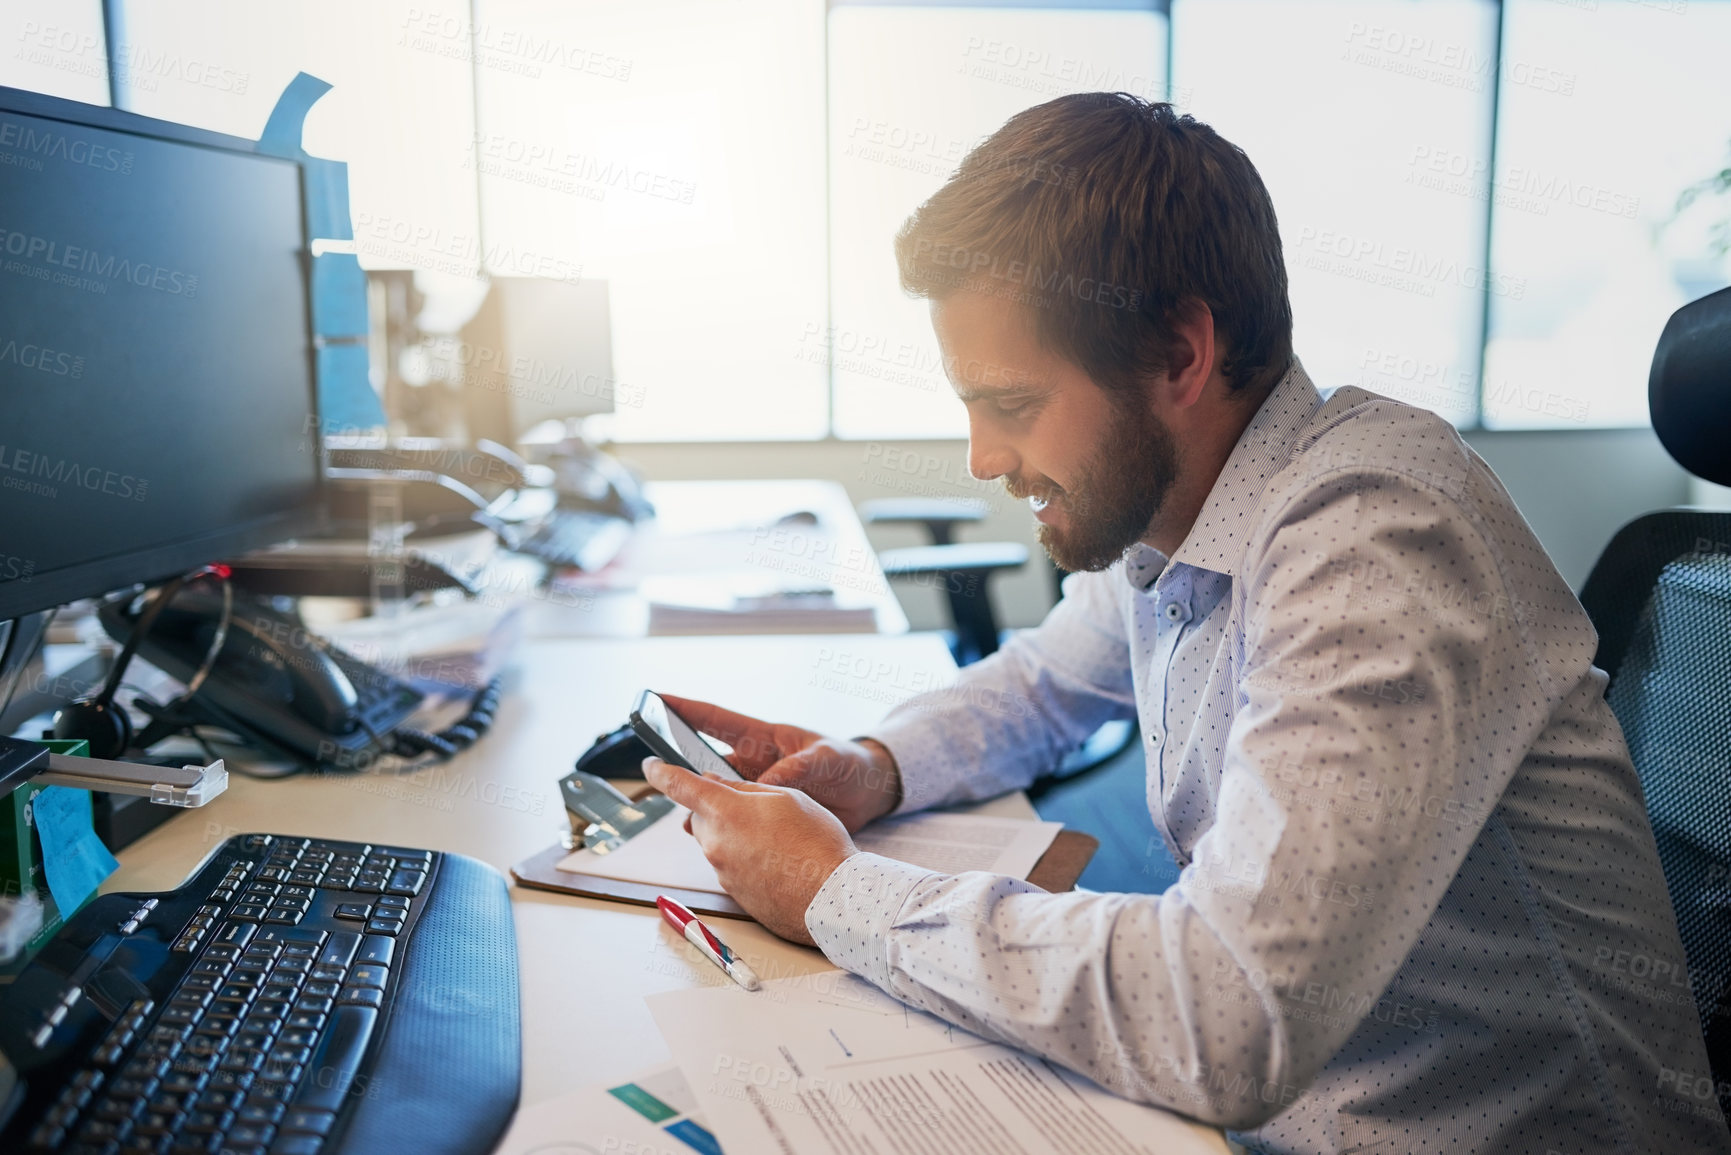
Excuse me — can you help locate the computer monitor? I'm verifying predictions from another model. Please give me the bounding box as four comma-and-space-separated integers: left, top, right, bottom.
452, 277, 615, 445
0, 86, 324, 621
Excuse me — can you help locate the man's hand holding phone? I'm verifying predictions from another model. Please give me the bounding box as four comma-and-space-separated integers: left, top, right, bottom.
634, 693, 904, 943
656, 694, 902, 832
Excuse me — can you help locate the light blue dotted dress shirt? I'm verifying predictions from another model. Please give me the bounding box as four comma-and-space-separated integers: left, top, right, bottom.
805, 360, 1731, 1154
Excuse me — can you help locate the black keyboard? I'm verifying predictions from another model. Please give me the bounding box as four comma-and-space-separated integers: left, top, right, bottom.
514, 510, 631, 571
0, 834, 520, 1155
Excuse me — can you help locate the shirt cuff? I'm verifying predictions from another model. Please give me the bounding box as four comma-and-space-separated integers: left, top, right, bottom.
866, 712, 961, 817
804, 851, 935, 991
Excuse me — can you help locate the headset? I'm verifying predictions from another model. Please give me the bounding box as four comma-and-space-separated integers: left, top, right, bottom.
51, 566, 232, 758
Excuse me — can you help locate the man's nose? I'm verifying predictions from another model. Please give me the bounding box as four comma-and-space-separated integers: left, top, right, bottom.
967, 415, 1018, 482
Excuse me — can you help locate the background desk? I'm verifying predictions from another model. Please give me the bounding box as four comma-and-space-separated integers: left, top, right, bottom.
525, 478, 911, 637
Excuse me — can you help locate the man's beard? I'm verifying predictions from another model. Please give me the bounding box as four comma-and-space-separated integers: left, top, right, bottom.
1005, 400, 1178, 573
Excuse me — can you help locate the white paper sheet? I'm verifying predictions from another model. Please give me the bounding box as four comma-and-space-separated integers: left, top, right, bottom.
492, 1063, 725, 1155
647, 972, 1229, 1155
556, 805, 1063, 894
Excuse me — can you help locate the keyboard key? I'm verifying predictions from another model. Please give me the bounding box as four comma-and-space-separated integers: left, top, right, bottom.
263, 910, 300, 926
157, 1071, 208, 1096
194, 1087, 243, 1112
205, 1069, 255, 1094
374, 894, 410, 910
228, 1123, 277, 1146
220, 1049, 264, 1073
235, 1029, 276, 1053
292, 1005, 376, 1112
318, 933, 360, 969
268, 1135, 323, 1155
76, 1115, 130, 1143
336, 987, 383, 1009
355, 936, 394, 966
182, 1107, 233, 1133
385, 870, 426, 896
216, 922, 257, 948
332, 903, 372, 921
279, 1107, 336, 1136
345, 965, 388, 990
260, 985, 299, 1004
307, 964, 344, 983
250, 1080, 295, 1105
273, 956, 313, 975
364, 919, 401, 937
230, 905, 267, 922
109, 1074, 158, 1101
134, 1108, 182, 1135
239, 1100, 286, 1125
284, 1011, 325, 1032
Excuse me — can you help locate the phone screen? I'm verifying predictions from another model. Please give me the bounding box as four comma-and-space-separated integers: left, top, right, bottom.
631, 690, 744, 781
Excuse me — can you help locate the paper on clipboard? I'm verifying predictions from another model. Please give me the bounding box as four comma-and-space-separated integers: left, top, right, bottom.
555, 806, 1063, 895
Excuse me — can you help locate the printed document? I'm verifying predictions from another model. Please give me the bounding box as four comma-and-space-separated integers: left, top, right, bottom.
648, 971, 1229, 1155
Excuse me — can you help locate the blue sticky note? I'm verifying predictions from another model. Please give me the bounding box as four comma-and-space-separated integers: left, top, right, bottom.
32, 786, 118, 915
258, 71, 333, 156
303, 157, 355, 242
312, 252, 368, 339
317, 343, 387, 431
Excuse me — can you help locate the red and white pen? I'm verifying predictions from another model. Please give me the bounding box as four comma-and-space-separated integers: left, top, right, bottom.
656, 895, 760, 991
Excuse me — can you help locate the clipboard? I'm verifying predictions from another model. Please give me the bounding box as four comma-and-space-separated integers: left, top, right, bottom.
511, 827, 1101, 921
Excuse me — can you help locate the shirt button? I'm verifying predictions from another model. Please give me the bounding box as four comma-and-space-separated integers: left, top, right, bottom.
1163, 602, 1187, 622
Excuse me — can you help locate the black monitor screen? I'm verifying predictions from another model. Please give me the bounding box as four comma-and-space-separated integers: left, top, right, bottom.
0, 100, 320, 619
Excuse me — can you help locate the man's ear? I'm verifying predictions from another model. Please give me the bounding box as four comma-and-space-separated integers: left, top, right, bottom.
1163, 298, 1217, 409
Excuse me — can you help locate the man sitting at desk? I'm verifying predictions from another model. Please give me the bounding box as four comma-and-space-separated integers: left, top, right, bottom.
642, 93, 1729, 1154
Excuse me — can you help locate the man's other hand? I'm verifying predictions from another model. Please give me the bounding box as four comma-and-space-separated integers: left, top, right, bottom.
643, 758, 856, 945
660, 694, 902, 832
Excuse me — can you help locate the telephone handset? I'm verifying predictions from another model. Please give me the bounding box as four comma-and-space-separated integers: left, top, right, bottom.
96, 589, 425, 768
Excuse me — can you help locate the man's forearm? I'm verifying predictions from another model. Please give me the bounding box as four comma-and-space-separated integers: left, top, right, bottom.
803, 853, 1306, 1131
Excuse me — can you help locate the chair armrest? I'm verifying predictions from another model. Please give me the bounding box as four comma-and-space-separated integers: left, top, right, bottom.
860, 498, 990, 545
878, 541, 1029, 578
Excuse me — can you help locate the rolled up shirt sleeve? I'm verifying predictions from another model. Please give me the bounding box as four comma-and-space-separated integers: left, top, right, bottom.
807, 467, 1565, 1130
866, 566, 1141, 816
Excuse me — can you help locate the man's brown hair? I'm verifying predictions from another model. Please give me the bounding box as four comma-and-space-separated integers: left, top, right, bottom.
895, 93, 1292, 396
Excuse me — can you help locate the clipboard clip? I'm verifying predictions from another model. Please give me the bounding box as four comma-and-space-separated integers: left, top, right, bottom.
558, 769, 673, 853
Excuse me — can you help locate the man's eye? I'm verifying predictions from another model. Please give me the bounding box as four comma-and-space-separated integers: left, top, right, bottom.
994, 398, 1030, 416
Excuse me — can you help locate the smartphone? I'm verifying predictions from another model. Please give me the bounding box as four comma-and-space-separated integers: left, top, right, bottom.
629, 690, 744, 782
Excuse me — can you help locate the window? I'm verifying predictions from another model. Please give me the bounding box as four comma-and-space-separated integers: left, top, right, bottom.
109, 0, 480, 279
1483, 0, 1731, 428
827, 1, 1168, 438
12, 0, 1730, 439
0, 0, 110, 105
474, 0, 829, 441
1173, 0, 1496, 426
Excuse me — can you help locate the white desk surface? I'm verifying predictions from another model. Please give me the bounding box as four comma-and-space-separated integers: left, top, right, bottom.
100, 629, 1229, 1152
526, 478, 910, 637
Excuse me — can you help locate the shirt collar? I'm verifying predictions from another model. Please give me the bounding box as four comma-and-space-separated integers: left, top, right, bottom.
1124, 358, 1323, 588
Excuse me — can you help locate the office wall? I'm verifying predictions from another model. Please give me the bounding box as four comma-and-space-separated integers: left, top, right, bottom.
617, 426, 1700, 632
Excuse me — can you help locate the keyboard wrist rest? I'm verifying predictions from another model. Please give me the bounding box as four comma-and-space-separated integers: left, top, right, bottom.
329, 851, 521, 1155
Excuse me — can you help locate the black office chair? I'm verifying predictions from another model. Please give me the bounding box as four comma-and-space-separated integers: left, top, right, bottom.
862, 496, 1136, 779
1577, 285, 1731, 1119
861, 498, 1029, 666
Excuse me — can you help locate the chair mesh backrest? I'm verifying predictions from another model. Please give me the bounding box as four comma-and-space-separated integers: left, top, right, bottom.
1587, 511, 1731, 1105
